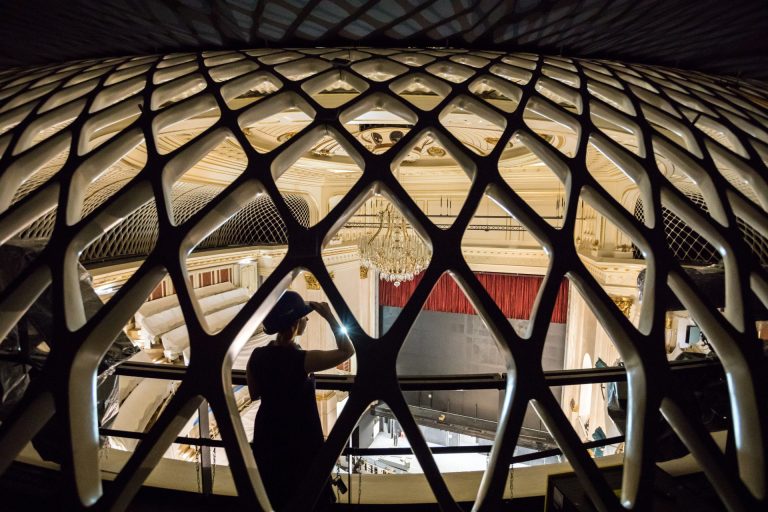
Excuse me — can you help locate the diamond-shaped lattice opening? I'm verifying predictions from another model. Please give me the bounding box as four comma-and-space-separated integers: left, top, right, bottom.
469, 75, 522, 114
426, 61, 475, 84
0, 101, 39, 140
391, 131, 473, 230
166, 136, 248, 225
7, 138, 70, 210
666, 89, 716, 117
106, 376, 182, 459
545, 57, 578, 73
258, 51, 304, 66
499, 134, 567, 229
158, 54, 196, 69
340, 93, 417, 155
275, 57, 331, 81
91, 76, 147, 113
461, 195, 555, 335
653, 137, 713, 213
616, 70, 659, 93
706, 141, 764, 208
105, 63, 152, 86
589, 102, 644, 157
574, 194, 647, 327
643, 105, 702, 158
586, 138, 642, 217
80, 97, 143, 155
244, 49, 280, 59
302, 69, 368, 109
209, 59, 260, 83
352, 398, 487, 500
39, 79, 99, 114
170, 187, 270, 363
439, 96, 506, 157
153, 95, 221, 155
154, 61, 199, 85
389, 73, 451, 112
450, 54, 490, 69
0, 209, 57, 289
736, 216, 768, 267
239, 92, 315, 154
359, 196, 432, 337
320, 194, 380, 339
584, 67, 625, 89
321, 49, 372, 62
274, 130, 363, 227
151, 73, 207, 111
542, 66, 580, 89
15, 100, 83, 155
67, 134, 147, 225
78, 199, 158, 310
643, 192, 719, 270
0, 82, 56, 113
558, 301, 626, 451
351, 58, 408, 82
203, 52, 244, 68
391, 52, 436, 67
162, 399, 230, 467
535, 77, 583, 114
693, 115, 748, 158
67, 67, 112, 89
523, 97, 580, 159
221, 71, 282, 111
589, 80, 637, 117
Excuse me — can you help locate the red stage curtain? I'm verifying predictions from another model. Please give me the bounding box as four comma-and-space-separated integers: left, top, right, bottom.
379, 272, 569, 323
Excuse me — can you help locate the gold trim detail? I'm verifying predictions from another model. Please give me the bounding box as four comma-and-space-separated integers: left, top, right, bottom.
305, 273, 320, 290
612, 296, 633, 318
304, 271, 334, 290
359, 266, 369, 279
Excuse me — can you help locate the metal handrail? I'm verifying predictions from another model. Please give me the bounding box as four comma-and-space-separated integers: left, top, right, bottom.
112, 356, 722, 389
83, 359, 722, 497
99, 358, 722, 451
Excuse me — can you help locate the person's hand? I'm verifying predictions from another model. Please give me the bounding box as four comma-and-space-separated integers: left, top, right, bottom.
309, 301, 334, 320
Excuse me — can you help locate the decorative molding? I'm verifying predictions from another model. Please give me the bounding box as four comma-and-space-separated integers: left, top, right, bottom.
612, 296, 633, 318
359, 265, 369, 279
304, 271, 334, 290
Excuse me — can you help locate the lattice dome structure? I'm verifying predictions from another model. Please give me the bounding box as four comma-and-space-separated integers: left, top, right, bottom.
634, 192, 768, 265
13, 179, 310, 264
0, 48, 767, 512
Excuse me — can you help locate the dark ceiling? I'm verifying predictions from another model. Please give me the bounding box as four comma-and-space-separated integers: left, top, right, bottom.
1, 0, 767, 81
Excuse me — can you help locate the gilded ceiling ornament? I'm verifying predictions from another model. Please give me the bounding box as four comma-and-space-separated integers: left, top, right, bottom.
427, 146, 446, 157
276, 131, 297, 143
359, 265, 369, 279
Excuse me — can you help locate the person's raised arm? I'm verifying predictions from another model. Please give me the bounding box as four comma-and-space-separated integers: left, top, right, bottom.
304, 301, 355, 373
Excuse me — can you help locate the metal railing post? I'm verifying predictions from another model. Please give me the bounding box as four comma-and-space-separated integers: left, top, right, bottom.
198, 401, 213, 496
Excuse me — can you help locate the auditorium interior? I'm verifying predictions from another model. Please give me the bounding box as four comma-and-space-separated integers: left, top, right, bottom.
0, 1, 767, 511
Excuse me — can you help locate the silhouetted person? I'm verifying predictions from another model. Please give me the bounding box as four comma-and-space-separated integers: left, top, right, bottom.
247, 291, 354, 510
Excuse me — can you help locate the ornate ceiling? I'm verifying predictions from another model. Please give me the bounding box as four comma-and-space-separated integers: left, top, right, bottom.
1, 1, 767, 81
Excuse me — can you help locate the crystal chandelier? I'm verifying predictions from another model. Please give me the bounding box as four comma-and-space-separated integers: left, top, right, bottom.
357, 203, 431, 287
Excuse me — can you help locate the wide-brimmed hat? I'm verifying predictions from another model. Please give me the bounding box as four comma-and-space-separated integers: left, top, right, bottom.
262, 291, 313, 334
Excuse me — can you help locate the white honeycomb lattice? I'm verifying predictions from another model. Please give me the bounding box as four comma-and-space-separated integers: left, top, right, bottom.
0, 49, 767, 511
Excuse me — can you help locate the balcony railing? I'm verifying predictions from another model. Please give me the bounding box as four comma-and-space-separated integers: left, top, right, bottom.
84, 358, 723, 497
